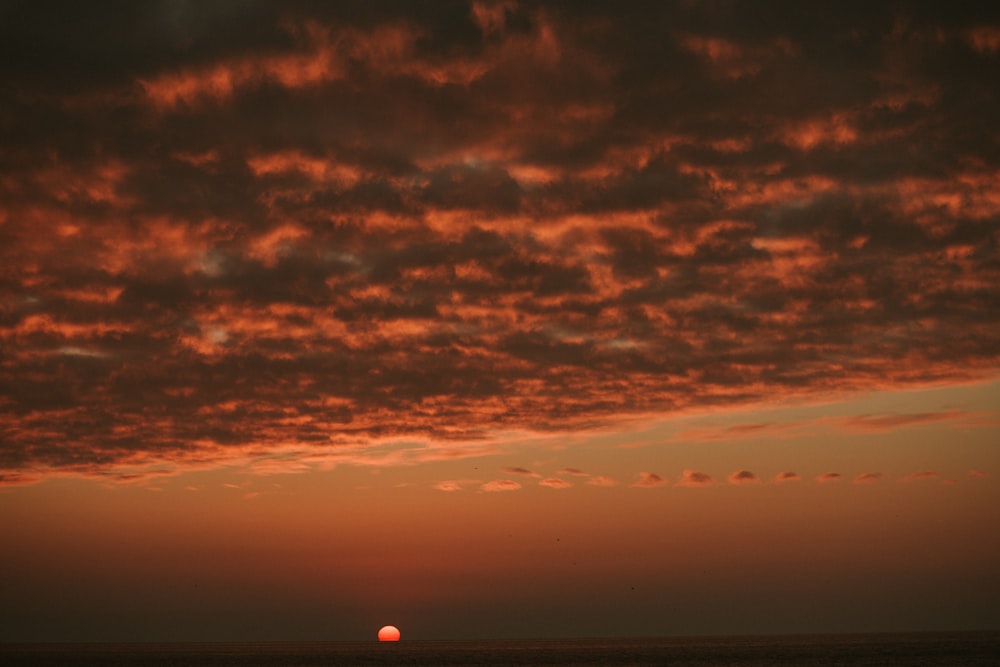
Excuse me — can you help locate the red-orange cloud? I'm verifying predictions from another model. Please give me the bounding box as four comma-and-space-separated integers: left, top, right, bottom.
632, 472, 668, 488
1, 1, 998, 484
727, 470, 760, 485
772, 472, 801, 484
480, 479, 522, 493
504, 466, 541, 478
853, 472, 883, 485
677, 470, 714, 488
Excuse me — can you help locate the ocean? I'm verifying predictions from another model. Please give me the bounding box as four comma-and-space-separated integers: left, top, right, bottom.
2, 632, 998, 666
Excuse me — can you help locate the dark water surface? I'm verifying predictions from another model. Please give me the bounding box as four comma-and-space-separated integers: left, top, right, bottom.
3, 632, 998, 666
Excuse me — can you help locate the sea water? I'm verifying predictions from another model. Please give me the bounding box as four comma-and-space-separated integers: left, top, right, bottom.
2, 632, 998, 666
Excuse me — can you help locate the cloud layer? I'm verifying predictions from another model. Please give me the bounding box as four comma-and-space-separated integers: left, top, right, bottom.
2, 2, 999, 480
431, 465, 974, 492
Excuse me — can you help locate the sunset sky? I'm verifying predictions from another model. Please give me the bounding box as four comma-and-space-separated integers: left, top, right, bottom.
1, 0, 998, 642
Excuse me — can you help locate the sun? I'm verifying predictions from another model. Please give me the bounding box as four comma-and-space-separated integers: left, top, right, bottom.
377, 625, 400, 642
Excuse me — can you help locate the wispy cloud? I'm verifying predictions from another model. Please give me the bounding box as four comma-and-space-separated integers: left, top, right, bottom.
671, 409, 993, 446
853, 472, 883, 485
539, 477, 572, 489
838, 411, 969, 433
586, 475, 618, 487
672, 421, 802, 443
817, 473, 843, 484
503, 466, 541, 478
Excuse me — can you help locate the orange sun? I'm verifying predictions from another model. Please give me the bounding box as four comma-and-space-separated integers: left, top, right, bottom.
377, 625, 400, 642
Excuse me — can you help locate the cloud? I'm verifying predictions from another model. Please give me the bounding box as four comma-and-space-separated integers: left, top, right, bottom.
558, 467, 589, 477
2, 2, 999, 483
727, 470, 759, 485
539, 477, 571, 489
817, 473, 843, 484
670, 409, 994, 446
585, 476, 618, 487
967, 469, 989, 478
0, 471, 46, 487
838, 411, 968, 433
676, 470, 714, 488
631, 472, 668, 488
671, 421, 799, 443
433, 480, 471, 492
853, 472, 883, 485
966, 27, 1000, 55
480, 479, 522, 493
899, 471, 941, 483
772, 472, 800, 484
503, 466, 541, 477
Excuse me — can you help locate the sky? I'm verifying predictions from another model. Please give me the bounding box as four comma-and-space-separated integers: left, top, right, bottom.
1, 0, 999, 642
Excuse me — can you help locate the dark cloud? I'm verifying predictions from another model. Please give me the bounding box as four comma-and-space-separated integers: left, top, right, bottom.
2, 2, 998, 481
677, 470, 714, 488
728, 470, 760, 485
631, 472, 667, 488
503, 466, 540, 477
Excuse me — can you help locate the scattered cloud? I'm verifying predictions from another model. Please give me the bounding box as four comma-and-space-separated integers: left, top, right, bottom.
967, 469, 989, 478
480, 479, 522, 493
558, 467, 589, 477
586, 475, 618, 487
434, 480, 470, 492
632, 472, 668, 488
772, 472, 801, 484
817, 473, 843, 484
539, 477, 572, 489
677, 470, 714, 488
727, 470, 759, 485
853, 472, 883, 485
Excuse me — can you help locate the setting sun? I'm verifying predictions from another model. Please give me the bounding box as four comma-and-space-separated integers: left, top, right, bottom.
378, 625, 401, 642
